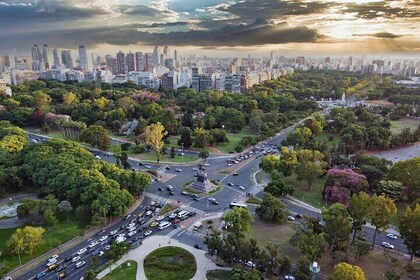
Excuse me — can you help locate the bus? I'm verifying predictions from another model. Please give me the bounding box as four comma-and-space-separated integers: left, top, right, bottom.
229, 201, 248, 209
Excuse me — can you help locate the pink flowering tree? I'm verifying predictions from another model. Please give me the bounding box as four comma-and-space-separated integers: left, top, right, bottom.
323, 168, 369, 204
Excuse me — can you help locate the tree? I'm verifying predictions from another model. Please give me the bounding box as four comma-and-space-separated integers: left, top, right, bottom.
264, 242, 282, 276
8, 226, 45, 255
286, 127, 312, 149
32, 90, 52, 109
255, 193, 289, 223
399, 203, 420, 261
80, 125, 111, 150
348, 192, 371, 243
370, 194, 397, 249
43, 208, 58, 227
329, 262, 366, 280
170, 146, 176, 158
0, 260, 9, 279
388, 157, 420, 200
341, 124, 367, 154
304, 115, 323, 136
178, 127, 193, 148
105, 241, 130, 273
323, 169, 369, 204
199, 149, 209, 160
57, 200, 73, 221
294, 256, 311, 280
264, 177, 294, 196
228, 268, 263, 280
379, 180, 406, 201
295, 149, 327, 189
224, 207, 253, 239
204, 229, 223, 260
298, 230, 325, 262
322, 203, 352, 251
260, 155, 279, 174
278, 147, 298, 179
144, 122, 167, 163
193, 127, 210, 149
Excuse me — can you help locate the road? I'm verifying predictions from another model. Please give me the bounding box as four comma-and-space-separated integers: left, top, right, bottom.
17, 130, 409, 280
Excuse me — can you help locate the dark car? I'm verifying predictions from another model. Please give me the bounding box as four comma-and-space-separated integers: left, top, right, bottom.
233, 173, 239, 176
57, 264, 67, 271
64, 256, 72, 262
227, 182, 234, 186
169, 191, 175, 196
295, 214, 304, 219
165, 166, 171, 170
194, 244, 202, 250
138, 162, 144, 166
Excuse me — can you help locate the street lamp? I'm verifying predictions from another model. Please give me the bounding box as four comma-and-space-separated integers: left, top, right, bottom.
309, 262, 320, 280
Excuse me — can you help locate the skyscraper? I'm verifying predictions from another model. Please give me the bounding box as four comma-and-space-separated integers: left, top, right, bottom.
105, 55, 117, 74
61, 50, 73, 69
144, 53, 153, 72
126, 52, 135, 72
78, 45, 88, 69
31, 44, 41, 62
3, 54, 11, 68
116, 51, 126, 75
152, 46, 159, 65
174, 49, 178, 61
42, 44, 50, 69
135, 52, 144, 71
192, 67, 199, 92
53, 48, 60, 68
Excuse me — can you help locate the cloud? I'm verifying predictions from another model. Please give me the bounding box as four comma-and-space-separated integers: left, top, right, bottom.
343, 1, 420, 20
353, 32, 405, 38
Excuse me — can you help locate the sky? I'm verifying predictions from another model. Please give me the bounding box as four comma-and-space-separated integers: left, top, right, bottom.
0, 0, 419, 56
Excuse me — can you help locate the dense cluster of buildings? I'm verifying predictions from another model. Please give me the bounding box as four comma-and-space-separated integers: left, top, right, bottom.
0, 45, 419, 91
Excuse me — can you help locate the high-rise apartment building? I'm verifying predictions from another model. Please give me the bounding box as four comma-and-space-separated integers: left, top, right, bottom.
78, 45, 88, 69
126, 52, 135, 72
152, 46, 159, 65
31, 44, 41, 62
61, 50, 73, 68
174, 49, 178, 61
42, 44, 50, 69
192, 67, 199, 92
116, 51, 126, 75
105, 55, 117, 74
53, 48, 60, 68
135, 52, 144, 71
3, 55, 11, 68
144, 53, 153, 72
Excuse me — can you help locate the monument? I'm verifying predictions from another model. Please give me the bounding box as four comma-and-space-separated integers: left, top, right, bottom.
191, 165, 217, 193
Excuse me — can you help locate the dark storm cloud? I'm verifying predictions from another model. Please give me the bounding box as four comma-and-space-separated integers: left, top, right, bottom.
0, 18, 322, 48
353, 32, 405, 38
343, 2, 420, 20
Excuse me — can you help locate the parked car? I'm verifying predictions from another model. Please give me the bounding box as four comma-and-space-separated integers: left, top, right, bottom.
386, 233, 398, 239
233, 172, 239, 176
287, 216, 295, 221
238, 186, 245, 190
382, 242, 394, 249
245, 261, 256, 267
127, 231, 137, 237
227, 182, 234, 186
146, 211, 152, 216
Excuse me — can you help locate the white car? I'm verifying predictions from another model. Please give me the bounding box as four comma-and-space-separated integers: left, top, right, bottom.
227, 163, 232, 166
287, 216, 296, 221
128, 226, 137, 232
48, 255, 59, 262
245, 261, 256, 267
146, 210, 153, 216
118, 233, 126, 238
75, 261, 86, 268
144, 230, 152, 236
175, 168, 182, 172
99, 251, 104, 257
127, 231, 137, 237
127, 223, 135, 229
156, 215, 165, 221
192, 168, 199, 171
99, 235, 108, 242
94, 155, 101, 160
46, 259, 57, 267
204, 163, 210, 166
72, 256, 81, 262
382, 242, 394, 249
88, 241, 98, 248
110, 230, 118, 235
386, 233, 398, 240
285, 276, 295, 280
238, 186, 245, 190
77, 248, 87, 255
154, 208, 160, 213
150, 201, 156, 206
168, 213, 177, 219
145, 165, 152, 169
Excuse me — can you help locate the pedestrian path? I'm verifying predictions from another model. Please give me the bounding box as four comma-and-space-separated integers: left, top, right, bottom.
96, 235, 230, 280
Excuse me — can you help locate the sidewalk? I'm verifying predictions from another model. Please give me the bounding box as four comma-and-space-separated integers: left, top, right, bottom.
96, 235, 230, 280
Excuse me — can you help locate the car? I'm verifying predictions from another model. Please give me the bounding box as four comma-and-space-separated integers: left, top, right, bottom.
64, 256, 73, 262
77, 248, 87, 255
36, 272, 46, 279
94, 155, 101, 160
48, 254, 59, 261
128, 231, 137, 237
99, 235, 108, 242
168, 213, 177, 219
386, 233, 398, 239
154, 208, 161, 213
175, 168, 182, 172
89, 241, 99, 248
181, 191, 189, 195
204, 163, 210, 166
208, 197, 216, 202
144, 230, 152, 236
128, 227, 137, 232
382, 242, 394, 249
57, 264, 67, 271
138, 162, 145, 166
192, 167, 199, 171
238, 185, 245, 190
158, 221, 172, 230
194, 244, 202, 250
46, 259, 57, 266
165, 166, 171, 170
158, 187, 163, 191
75, 261, 86, 268
245, 261, 256, 267
227, 182, 234, 186
233, 172, 239, 176
127, 223, 135, 229
167, 185, 173, 190
110, 230, 118, 235
287, 216, 296, 221
227, 163, 232, 166
48, 263, 57, 271
58, 272, 68, 279
285, 276, 295, 280
146, 210, 152, 216
72, 256, 81, 262
295, 214, 304, 219
145, 165, 152, 169
150, 200, 156, 206
169, 191, 175, 196
151, 222, 159, 227
193, 196, 199, 201
156, 215, 164, 221
124, 214, 131, 220
99, 250, 104, 256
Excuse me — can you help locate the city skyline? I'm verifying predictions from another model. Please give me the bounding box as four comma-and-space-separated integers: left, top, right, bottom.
0, 0, 419, 56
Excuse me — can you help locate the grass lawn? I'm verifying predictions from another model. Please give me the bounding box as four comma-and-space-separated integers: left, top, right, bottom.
315, 132, 341, 154
247, 218, 299, 258
144, 246, 197, 280
246, 197, 261, 205
217, 128, 254, 153
102, 260, 137, 280
390, 118, 420, 134
289, 175, 326, 208
206, 269, 230, 280
0, 215, 89, 270
159, 204, 178, 215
